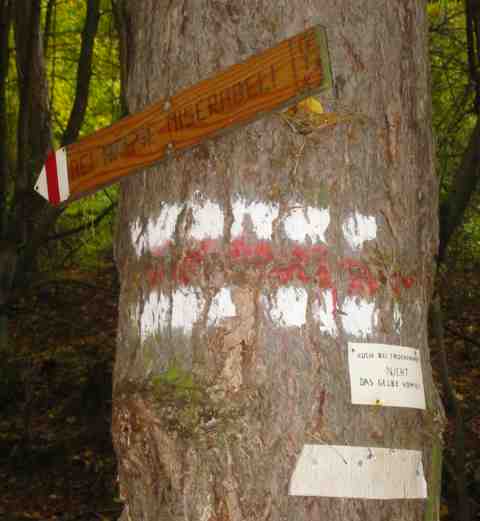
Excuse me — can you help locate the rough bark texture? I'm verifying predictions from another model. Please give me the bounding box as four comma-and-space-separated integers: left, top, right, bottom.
14, 0, 51, 245
113, 1, 443, 520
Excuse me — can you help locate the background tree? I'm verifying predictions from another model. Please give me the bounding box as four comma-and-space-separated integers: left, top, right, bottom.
428, 6, 480, 518
0, 0, 120, 349
429, 1, 480, 263
112, 1, 443, 520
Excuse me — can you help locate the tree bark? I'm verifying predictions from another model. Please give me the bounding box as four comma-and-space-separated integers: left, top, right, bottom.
14, 0, 51, 245
113, 1, 444, 520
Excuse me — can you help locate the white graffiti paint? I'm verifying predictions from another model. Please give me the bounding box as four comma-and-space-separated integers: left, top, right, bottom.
263, 287, 307, 327
231, 198, 279, 240
289, 445, 427, 498
130, 220, 145, 257
139, 290, 170, 341
342, 213, 377, 249
312, 289, 337, 336
130, 203, 183, 256
341, 297, 378, 337
171, 287, 204, 333
139, 288, 205, 339
132, 198, 333, 253
153, 203, 183, 248
393, 302, 403, 335
283, 206, 330, 243
207, 287, 237, 326
131, 197, 223, 256
189, 197, 224, 240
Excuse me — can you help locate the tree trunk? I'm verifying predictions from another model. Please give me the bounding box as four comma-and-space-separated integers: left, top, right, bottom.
438, 117, 480, 263
113, 2, 444, 520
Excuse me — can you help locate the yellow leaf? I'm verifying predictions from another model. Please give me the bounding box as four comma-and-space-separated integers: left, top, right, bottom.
427, 4, 441, 18
298, 97, 324, 114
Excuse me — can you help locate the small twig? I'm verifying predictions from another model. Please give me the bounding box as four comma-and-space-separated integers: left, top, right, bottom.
291, 139, 306, 178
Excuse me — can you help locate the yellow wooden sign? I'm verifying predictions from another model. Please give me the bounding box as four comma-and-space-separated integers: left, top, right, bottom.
35, 25, 332, 205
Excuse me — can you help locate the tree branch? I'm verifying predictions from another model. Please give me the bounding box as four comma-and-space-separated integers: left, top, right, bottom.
61, 0, 101, 146
47, 201, 116, 242
43, 0, 56, 53
465, 0, 480, 113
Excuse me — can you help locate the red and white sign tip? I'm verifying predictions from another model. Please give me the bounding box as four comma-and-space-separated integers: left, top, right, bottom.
34, 148, 70, 205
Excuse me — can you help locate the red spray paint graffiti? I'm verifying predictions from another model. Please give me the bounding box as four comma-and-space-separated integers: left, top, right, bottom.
146, 237, 415, 298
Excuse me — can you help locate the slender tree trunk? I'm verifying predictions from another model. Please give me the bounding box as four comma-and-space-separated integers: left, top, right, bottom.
0, 0, 12, 237
0, 0, 12, 350
438, 117, 480, 263
13, 0, 51, 276
113, 2, 444, 520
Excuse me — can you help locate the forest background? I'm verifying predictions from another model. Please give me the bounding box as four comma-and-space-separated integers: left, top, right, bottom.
0, 1, 479, 520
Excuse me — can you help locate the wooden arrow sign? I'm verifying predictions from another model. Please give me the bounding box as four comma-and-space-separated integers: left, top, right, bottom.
35, 25, 332, 205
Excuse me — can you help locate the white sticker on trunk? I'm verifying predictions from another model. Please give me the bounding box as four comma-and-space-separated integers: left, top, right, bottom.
289, 445, 427, 499
348, 342, 426, 409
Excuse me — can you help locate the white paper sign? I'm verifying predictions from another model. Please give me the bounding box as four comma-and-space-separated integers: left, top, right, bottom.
289, 445, 427, 499
348, 342, 426, 409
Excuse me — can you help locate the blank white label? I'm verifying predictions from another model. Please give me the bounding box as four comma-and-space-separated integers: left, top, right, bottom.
348, 342, 426, 409
289, 445, 427, 499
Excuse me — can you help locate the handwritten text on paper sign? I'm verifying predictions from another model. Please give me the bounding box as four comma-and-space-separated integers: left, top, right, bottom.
348, 342, 426, 409
34, 25, 332, 205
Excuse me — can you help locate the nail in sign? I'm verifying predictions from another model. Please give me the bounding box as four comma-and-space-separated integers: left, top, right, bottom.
348, 342, 426, 409
35, 25, 332, 205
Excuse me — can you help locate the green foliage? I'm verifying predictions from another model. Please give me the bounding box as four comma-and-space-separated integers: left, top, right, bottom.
428, 2, 480, 262
39, 0, 121, 270
152, 365, 201, 403
44, 0, 121, 142
429, 2, 476, 196
45, 187, 117, 270
444, 197, 480, 266
150, 364, 212, 438
3, 1, 121, 271
5, 1, 480, 271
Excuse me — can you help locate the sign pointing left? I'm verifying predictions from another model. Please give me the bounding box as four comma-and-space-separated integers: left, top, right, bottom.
35, 25, 332, 205
35, 148, 70, 205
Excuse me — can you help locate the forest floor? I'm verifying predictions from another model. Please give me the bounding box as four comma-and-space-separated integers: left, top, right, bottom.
0, 261, 479, 521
